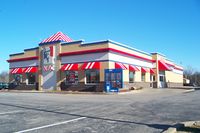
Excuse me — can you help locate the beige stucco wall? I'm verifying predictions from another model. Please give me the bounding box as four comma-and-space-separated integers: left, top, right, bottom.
61, 43, 109, 53
123, 70, 129, 82
145, 72, 151, 82
135, 70, 142, 82
165, 71, 183, 83
10, 49, 39, 60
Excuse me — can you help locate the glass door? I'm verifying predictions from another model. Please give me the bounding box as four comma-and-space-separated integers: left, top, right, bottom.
105, 69, 123, 92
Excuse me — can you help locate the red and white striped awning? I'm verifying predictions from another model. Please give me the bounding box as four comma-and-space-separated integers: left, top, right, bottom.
82, 62, 100, 70
150, 68, 155, 74
24, 67, 38, 73
61, 64, 78, 71
115, 62, 128, 69
10, 68, 23, 74
141, 67, 150, 73
40, 32, 73, 44
129, 65, 139, 71
158, 60, 172, 71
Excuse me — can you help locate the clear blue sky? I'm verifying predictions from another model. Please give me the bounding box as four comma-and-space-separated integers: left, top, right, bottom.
0, 0, 200, 72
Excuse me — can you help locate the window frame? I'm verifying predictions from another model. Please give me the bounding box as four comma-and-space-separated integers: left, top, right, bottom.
129, 71, 135, 83
85, 69, 100, 85
141, 73, 146, 82
13, 74, 23, 84
65, 70, 79, 85
26, 73, 36, 85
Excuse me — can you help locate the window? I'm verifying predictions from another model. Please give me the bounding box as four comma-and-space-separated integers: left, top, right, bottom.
26, 73, 36, 85
85, 70, 100, 84
153, 76, 156, 81
129, 71, 135, 83
150, 74, 156, 82
141, 73, 145, 82
14, 74, 22, 85
66, 71, 78, 84
159, 75, 165, 82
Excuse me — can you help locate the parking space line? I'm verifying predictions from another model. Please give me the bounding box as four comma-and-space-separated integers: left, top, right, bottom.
0, 110, 23, 115
14, 117, 86, 133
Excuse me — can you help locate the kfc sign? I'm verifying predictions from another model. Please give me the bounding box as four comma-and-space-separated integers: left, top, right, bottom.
43, 46, 55, 65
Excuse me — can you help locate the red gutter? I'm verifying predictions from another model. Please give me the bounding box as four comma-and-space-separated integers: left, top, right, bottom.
59, 48, 155, 63
7, 56, 39, 63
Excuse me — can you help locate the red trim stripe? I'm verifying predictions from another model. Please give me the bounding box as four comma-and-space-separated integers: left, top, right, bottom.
50, 46, 54, 57
59, 48, 155, 63
7, 56, 38, 63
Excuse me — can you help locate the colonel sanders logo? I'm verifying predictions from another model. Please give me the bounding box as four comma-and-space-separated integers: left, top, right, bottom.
43, 46, 54, 65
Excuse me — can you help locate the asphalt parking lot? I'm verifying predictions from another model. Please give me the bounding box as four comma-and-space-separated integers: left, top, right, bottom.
0, 88, 200, 133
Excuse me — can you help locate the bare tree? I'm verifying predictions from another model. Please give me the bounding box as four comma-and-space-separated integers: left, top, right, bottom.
0, 71, 9, 82
184, 66, 200, 86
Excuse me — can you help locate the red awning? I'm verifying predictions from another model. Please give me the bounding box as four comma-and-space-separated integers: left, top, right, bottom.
61, 64, 78, 71
24, 67, 38, 73
115, 62, 128, 69
129, 65, 139, 71
158, 60, 171, 71
141, 67, 149, 73
150, 68, 155, 74
11, 68, 23, 74
82, 62, 100, 70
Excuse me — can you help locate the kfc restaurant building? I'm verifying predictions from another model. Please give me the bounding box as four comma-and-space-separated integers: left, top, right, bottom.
7, 32, 183, 92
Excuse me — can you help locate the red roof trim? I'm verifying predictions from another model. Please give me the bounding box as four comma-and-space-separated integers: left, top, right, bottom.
59, 48, 155, 63
174, 67, 183, 71
165, 63, 183, 71
7, 56, 38, 63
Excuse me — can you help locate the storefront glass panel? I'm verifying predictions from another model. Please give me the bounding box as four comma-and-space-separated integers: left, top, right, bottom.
105, 69, 123, 92
66, 71, 78, 84
85, 70, 100, 84
26, 73, 36, 85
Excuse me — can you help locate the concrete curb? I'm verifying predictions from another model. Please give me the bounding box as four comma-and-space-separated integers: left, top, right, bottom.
184, 89, 195, 93
163, 121, 200, 133
0, 90, 106, 95
162, 127, 177, 133
0, 89, 143, 95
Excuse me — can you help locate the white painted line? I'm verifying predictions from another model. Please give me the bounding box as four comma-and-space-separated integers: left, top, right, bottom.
14, 117, 86, 133
0, 110, 22, 115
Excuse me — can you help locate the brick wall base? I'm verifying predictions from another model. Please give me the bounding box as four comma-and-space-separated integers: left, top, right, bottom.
124, 82, 151, 89
167, 82, 183, 88
9, 83, 38, 90
60, 82, 104, 92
